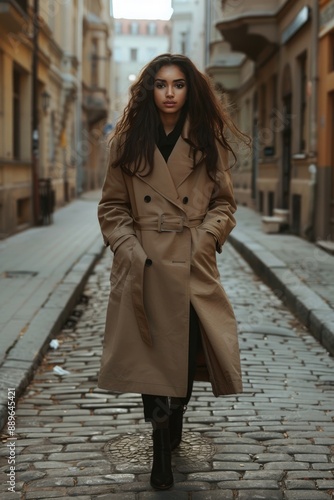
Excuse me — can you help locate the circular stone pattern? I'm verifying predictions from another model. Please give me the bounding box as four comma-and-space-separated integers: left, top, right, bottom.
104, 431, 216, 471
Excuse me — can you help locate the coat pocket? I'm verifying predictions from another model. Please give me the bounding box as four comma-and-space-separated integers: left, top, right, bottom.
110, 236, 136, 291
191, 227, 220, 279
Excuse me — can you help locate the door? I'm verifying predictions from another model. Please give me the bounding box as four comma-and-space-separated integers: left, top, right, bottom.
282, 94, 292, 210
251, 93, 258, 202
251, 118, 258, 201
330, 92, 334, 240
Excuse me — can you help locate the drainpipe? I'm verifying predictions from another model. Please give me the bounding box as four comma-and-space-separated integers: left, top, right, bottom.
31, 0, 40, 224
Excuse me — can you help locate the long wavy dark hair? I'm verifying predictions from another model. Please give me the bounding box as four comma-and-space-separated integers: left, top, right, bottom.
112, 53, 249, 178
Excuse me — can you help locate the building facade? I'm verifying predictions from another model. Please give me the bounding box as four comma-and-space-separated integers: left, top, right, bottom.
81, 0, 114, 192
318, 0, 334, 240
207, 0, 331, 241
0, 0, 113, 237
113, 18, 171, 122
171, 0, 207, 70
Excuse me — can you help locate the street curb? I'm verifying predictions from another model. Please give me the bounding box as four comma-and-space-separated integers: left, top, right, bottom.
229, 231, 334, 357
0, 239, 105, 431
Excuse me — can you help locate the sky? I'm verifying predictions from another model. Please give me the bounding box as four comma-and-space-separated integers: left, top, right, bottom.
112, 0, 173, 20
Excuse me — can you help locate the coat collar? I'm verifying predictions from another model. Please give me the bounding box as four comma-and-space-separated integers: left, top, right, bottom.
135, 118, 196, 210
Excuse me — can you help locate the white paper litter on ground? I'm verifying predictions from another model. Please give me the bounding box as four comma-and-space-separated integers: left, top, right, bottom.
53, 365, 71, 376
49, 339, 59, 349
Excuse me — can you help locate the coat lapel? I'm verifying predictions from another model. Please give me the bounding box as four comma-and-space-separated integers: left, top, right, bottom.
167, 143, 193, 189
135, 118, 197, 205
136, 147, 183, 210
168, 119, 202, 189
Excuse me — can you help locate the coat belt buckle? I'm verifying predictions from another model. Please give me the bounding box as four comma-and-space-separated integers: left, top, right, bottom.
158, 214, 184, 232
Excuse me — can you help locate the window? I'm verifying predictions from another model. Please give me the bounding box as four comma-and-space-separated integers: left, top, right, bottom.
130, 48, 138, 62
298, 52, 307, 152
130, 22, 139, 35
260, 83, 266, 130
13, 67, 21, 159
259, 191, 264, 213
180, 31, 187, 55
49, 111, 56, 163
147, 22, 157, 35
272, 74, 277, 112
115, 21, 122, 35
270, 74, 278, 149
17, 198, 30, 225
330, 33, 334, 72
268, 192, 274, 216
91, 38, 99, 87
114, 46, 122, 62
291, 194, 302, 234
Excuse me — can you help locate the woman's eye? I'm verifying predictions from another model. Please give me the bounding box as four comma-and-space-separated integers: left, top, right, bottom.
155, 83, 165, 89
176, 83, 185, 89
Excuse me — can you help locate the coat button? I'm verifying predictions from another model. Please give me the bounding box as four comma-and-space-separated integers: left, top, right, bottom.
182, 196, 189, 204
144, 195, 151, 203
145, 258, 153, 267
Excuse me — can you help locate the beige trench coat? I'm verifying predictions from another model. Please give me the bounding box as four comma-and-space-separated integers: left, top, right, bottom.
98, 121, 243, 397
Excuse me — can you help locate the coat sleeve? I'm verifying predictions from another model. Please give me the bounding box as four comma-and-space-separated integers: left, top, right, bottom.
200, 144, 237, 253
98, 137, 137, 252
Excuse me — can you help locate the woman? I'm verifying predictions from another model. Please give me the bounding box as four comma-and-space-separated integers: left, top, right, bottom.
98, 53, 248, 490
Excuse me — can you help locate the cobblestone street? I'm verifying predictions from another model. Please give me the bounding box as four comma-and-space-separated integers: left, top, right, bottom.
1, 243, 334, 499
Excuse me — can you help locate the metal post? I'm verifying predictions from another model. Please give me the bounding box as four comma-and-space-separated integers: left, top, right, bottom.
31, 0, 40, 225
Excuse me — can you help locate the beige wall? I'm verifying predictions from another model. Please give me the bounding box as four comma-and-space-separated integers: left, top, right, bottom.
210, 0, 321, 239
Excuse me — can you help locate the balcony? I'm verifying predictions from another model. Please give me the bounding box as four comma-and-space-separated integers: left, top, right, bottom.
83, 87, 108, 125
0, 0, 29, 32
206, 40, 245, 92
217, 0, 279, 61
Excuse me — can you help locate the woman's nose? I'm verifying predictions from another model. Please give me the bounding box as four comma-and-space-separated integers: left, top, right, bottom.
166, 86, 174, 97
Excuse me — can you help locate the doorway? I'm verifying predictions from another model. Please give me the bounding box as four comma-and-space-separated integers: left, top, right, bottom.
282, 94, 292, 210
251, 93, 258, 201
330, 92, 334, 240
281, 64, 293, 211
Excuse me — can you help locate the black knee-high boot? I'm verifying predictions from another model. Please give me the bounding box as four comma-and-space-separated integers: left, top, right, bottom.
169, 304, 201, 450
150, 427, 173, 490
169, 399, 187, 451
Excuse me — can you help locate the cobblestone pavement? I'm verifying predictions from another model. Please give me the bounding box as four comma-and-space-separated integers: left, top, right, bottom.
1, 244, 334, 500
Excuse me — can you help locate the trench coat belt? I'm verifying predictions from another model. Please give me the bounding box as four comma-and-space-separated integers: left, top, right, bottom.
134, 214, 206, 233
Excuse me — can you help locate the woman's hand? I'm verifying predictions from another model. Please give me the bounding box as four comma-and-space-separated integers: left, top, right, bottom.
191, 228, 219, 279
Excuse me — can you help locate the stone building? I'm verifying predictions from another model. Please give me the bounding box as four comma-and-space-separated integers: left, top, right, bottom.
0, 0, 113, 237
207, 0, 332, 241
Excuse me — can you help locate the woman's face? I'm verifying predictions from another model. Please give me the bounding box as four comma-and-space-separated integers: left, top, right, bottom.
153, 64, 187, 120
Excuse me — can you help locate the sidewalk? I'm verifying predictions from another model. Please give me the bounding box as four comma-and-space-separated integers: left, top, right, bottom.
0, 191, 104, 429
229, 205, 334, 357
0, 200, 333, 432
